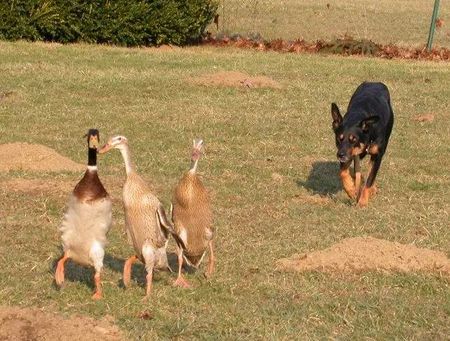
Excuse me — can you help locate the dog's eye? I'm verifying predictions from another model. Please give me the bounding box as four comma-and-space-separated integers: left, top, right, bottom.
349, 135, 357, 143
338, 134, 344, 141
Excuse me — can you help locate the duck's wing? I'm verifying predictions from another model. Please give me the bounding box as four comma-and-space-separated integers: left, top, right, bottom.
156, 205, 186, 250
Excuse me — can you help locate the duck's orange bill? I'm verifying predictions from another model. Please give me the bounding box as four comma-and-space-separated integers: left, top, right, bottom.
98, 143, 112, 154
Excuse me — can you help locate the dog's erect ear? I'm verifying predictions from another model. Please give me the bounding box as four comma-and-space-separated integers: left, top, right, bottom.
331, 103, 342, 131
359, 115, 379, 132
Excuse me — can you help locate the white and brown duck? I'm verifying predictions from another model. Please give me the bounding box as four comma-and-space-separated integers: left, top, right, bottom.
55, 129, 112, 300
99, 135, 184, 298
171, 139, 215, 288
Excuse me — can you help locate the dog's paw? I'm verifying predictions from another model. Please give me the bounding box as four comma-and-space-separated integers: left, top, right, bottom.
357, 187, 370, 207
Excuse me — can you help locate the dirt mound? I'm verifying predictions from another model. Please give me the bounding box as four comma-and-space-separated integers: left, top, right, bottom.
0, 306, 126, 341
0, 143, 84, 172
0, 178, 73, 194
0, 177, 123, 202
190, 71, 281, 89
277, 237, 450, 276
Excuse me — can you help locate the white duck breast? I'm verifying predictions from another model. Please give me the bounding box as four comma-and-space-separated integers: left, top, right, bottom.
60, 194, 112, 266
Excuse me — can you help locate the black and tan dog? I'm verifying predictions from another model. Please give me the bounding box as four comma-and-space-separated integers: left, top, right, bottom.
331, 82, 394, 207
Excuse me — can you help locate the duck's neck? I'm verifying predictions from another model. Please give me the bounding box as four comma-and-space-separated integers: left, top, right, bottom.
119, 145, 135, 175
189, 159, 199, 173
87, 147, 97, 169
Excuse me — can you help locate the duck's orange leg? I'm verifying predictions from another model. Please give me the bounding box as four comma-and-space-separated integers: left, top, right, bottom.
173, 247, 191, 288
144, 271, 153, 299
92, 272, 102, 300
205, 240, 215, 278
55, 252, 69, 287
123, 255, 138, 288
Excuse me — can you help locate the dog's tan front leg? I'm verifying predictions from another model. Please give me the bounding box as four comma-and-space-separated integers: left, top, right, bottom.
339, 161, 356, 199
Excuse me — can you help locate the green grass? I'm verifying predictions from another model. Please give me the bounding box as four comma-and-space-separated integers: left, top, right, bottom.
0, 41, 449, 339
213, 0, 450, 48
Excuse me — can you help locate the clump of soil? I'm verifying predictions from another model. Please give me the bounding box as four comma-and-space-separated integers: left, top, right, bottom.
0, 306, 126, 341
277, 237, 450, 276
190, 71, 281, 89
0, 143, 84, 172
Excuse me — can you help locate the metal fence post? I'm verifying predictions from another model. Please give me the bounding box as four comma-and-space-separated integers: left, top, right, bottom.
426, 0, 440, 51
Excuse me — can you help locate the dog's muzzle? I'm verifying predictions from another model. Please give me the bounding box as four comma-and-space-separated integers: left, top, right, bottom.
337, 152, 351, 163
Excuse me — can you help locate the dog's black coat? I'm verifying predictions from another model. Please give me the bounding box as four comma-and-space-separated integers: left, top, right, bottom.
331, 82, 394, 204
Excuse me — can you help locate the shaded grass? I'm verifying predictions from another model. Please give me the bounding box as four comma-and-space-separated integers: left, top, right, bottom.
0, 41, 449, 339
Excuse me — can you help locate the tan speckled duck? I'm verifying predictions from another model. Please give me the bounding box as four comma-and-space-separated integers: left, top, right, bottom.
55, 129, 112, 300
99, 135, 183, 298
171, 139, 214, 288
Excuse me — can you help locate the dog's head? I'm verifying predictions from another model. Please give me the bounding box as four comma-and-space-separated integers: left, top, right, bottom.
331, 103, 379, 163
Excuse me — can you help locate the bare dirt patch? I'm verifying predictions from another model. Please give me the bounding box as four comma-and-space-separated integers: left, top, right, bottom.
0, 306, 126, 341
277, 237, 450, 276
0, 143, 84, 172
190, 71, 281, 89
0, 90, 16, 101
413, 113, 435, 122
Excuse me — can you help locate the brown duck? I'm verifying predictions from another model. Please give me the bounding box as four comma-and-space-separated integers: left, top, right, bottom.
55, 129, 112, 300
99, 135, 183, 298
172, 139, 215, 288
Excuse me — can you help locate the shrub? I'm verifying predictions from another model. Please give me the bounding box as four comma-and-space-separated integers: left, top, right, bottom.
0, 0, 218, 46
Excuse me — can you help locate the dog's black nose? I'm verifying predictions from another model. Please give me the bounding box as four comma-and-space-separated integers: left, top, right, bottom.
337, 151, 349, 163
337, 151, 346, 159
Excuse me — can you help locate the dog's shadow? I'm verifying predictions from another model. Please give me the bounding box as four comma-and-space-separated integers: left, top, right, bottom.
296, 161, 341, 196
